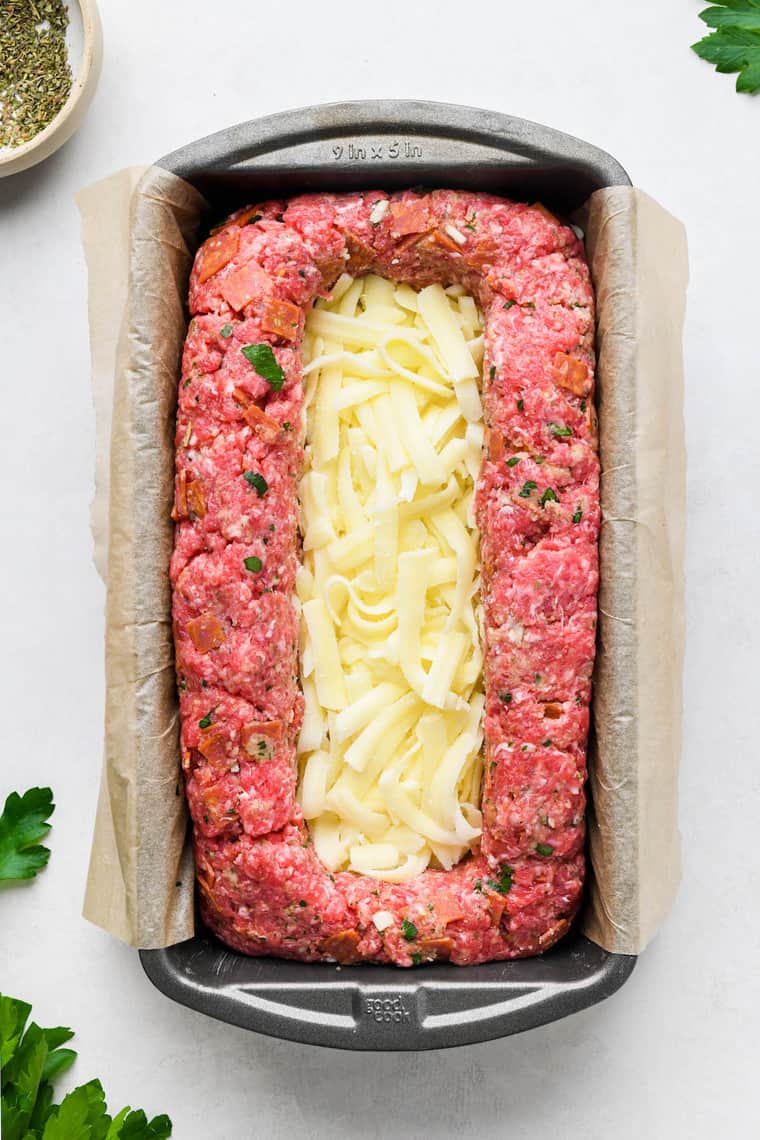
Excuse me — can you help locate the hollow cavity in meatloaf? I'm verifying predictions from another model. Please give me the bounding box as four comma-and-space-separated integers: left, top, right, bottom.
172, 188, 599, 966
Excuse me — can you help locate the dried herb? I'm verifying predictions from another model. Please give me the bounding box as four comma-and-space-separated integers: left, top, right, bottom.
0, 1, 73, 149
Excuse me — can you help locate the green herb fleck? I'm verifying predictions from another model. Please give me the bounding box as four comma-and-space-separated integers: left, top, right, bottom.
220, 324, 233, 338
489, 365, 496, 380
516, 398, 524, 412
572, 507, 583, 524
518, 480, 537, 498
241, 343, 285, 389
523, 301, 536, 310
503, 300, 516, 310
243, 470, 268, 496
540, 487, 559, 507
499, 692, 513, 704
283, 421, 293, 431
506, 456, 521, 467
547, 421, 573, 437
401, 918, 418, 941
411, 952, 423, 965
580, 399, 587, 412
244, 555, 262, 573
473, 879, 483, 893
485, 865, 514, 895
298, 899, 308, 907
542, 739, 553, 747
198, 708, 217, 730
465, 221, 477, 231
246, 213, 263, 225
536, 843, 555, 857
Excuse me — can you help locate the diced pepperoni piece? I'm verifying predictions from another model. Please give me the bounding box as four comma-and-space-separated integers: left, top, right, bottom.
241, 402, 282, 441
418, 937, 454, 960
197, 228, 240, 284
552, 352, 591, 396
220, 260, 271, 312
186, 610, 226, 653
389, 198, 431, 237
532, 202, 560, 226
485, 428, 506, 462
432, 897, 465, 926
241, 720, 285, 761
343, 231, 376, 274
261, 297, 301, 341
197, 725, 229, 765
428, 228, 462, 253
234, 205, 264, 227
172, 469, 188, 520
186, 479, 207, 519
323, 929, 362, 964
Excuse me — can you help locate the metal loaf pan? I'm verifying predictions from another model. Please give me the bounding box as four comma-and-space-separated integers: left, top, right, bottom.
141, 100, 636, 1050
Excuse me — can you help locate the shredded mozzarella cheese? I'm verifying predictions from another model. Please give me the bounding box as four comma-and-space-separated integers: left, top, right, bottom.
297, 275, 485, 881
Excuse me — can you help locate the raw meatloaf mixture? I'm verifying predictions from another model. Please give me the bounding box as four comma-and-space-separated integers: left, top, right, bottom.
172, 189, 599, 966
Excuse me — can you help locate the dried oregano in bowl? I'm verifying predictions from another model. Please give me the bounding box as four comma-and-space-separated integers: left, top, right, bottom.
0, 1, 73, 149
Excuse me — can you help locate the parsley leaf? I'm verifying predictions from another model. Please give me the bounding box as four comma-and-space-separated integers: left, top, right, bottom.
692, 4, 760, 93
241, 344, 285, 389
243, 556, 262, 573
0, 788, 54, 883
243, 470, 268, 496
518, 480, 537, 498
0, 994, 172, 1137
401, 918, 418, 941
536, 843, 555, 857
484, 865, 514, 895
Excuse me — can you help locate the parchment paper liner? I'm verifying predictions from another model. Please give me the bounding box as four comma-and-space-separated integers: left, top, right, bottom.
78, 169, 687, 954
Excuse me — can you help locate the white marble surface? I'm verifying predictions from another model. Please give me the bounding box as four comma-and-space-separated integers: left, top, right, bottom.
1, 0, 758, 1135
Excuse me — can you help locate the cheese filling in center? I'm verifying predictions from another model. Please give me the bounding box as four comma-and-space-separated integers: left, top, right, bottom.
296, 273, 485, 883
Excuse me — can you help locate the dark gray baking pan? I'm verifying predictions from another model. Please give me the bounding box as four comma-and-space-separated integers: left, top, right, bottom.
141, 100, 636, 1051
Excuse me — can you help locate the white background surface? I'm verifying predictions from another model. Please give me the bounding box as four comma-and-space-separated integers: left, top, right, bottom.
1, 1, 758, 1136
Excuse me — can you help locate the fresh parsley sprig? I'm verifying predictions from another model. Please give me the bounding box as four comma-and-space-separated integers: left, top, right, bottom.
692, 2, 760, 94
0, 994, 172, 1139
0, 788, 54, 883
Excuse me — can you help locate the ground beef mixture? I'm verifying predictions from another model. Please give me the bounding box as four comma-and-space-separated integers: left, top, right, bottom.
172, 190, 598, 966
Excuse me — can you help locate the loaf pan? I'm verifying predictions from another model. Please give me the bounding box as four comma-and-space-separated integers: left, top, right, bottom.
140, 100, 636, 1050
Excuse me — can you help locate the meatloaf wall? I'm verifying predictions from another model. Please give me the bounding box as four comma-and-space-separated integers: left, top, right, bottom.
171, 190, 598, 966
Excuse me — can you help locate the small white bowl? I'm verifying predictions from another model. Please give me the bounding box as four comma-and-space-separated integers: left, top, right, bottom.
0, 0, 102, 178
